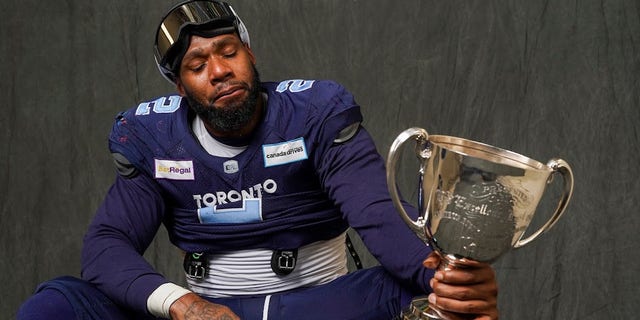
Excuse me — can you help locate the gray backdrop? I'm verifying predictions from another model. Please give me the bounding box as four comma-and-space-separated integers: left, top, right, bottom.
2, 0, 638, 319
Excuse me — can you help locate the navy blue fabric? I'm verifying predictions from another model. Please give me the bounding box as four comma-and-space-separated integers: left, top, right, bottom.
17, 283, 77, 320
269, 266, 415, 319
18, 268, 414, 320
17, 276, 156, 320
192, 267, 416, 319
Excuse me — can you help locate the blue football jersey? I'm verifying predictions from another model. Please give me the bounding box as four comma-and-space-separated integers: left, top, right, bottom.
108, 80, 361, 251
82, 79, 433, 313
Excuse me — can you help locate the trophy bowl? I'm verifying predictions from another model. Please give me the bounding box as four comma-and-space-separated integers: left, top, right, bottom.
386, 127, 574, 319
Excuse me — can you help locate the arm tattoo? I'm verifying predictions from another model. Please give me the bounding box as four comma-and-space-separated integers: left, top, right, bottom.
184, 301, 235, 320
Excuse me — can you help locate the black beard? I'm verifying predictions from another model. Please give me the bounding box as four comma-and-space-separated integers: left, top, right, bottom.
186, 67, 261, 134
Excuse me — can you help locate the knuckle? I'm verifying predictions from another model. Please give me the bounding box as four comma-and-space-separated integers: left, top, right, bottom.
453, 287, 473, 300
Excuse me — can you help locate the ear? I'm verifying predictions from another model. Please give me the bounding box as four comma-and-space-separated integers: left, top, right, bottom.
176, 78, 186, 97
245, 44, 256, 65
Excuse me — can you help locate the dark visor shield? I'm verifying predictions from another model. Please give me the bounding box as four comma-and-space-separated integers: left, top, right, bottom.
154, 0, 250, 82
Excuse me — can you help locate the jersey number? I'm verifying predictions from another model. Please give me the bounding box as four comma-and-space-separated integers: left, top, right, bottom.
135, 96, 182, 115
134, 81, 311, 115
276, 79, 314, 93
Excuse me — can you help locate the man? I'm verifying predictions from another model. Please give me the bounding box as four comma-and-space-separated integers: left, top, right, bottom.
18, 1, 498, 319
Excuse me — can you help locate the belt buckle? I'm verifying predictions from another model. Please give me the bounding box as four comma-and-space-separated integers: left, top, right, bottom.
183, 252, 208, 280
271, 249, 298, 276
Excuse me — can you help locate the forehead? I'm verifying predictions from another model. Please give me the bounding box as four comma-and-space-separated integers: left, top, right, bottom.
186, 33, 241, 52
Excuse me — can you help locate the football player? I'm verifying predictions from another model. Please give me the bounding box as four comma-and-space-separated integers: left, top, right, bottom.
18, 1, 498, 319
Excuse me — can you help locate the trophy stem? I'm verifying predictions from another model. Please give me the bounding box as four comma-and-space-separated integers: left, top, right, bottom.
400, 295, 446, 320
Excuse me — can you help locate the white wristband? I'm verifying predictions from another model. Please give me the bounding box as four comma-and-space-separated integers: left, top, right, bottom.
147, 283, 192, 319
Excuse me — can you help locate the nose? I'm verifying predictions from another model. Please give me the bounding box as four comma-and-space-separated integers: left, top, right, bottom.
207, 57, 232, 83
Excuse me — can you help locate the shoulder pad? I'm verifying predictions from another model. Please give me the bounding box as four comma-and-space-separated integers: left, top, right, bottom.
112, 153, 138, 178
333, 122, 361, 144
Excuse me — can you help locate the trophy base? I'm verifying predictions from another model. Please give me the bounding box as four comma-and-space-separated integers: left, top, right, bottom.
401, 296, 447, 320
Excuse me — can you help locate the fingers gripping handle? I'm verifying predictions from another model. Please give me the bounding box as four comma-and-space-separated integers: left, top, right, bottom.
386, 127, 430, 241
514, 158, 575, 248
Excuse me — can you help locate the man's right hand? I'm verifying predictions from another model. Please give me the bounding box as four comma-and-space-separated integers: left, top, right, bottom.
169, 292, 240, 320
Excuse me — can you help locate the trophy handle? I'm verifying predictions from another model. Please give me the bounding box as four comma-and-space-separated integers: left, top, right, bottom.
514, 158, 574, 248
386, 127, 431, 241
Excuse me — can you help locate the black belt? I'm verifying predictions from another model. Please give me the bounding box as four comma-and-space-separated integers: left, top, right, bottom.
182, 250, 299, 279
184, 234, 363, 280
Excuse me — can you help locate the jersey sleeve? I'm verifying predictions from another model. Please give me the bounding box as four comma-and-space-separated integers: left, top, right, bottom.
81, 112, 170, 315
305, 81, 364, 157
81, 172, 168, 314
304, 82, 433, 293
107, 110, 156, 177
315, 124, 435, 294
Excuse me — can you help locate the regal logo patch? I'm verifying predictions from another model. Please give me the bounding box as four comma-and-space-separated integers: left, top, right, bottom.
154, 159, 195, 180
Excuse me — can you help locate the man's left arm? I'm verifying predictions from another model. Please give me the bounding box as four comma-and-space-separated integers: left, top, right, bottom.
316, 124, 498, 319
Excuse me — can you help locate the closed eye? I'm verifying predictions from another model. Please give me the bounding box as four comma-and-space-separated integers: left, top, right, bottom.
191, 63, 206, 72
222, 48, 237, 58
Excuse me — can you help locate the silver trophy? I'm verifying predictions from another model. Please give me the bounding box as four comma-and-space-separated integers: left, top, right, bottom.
386, 127, 574, 320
